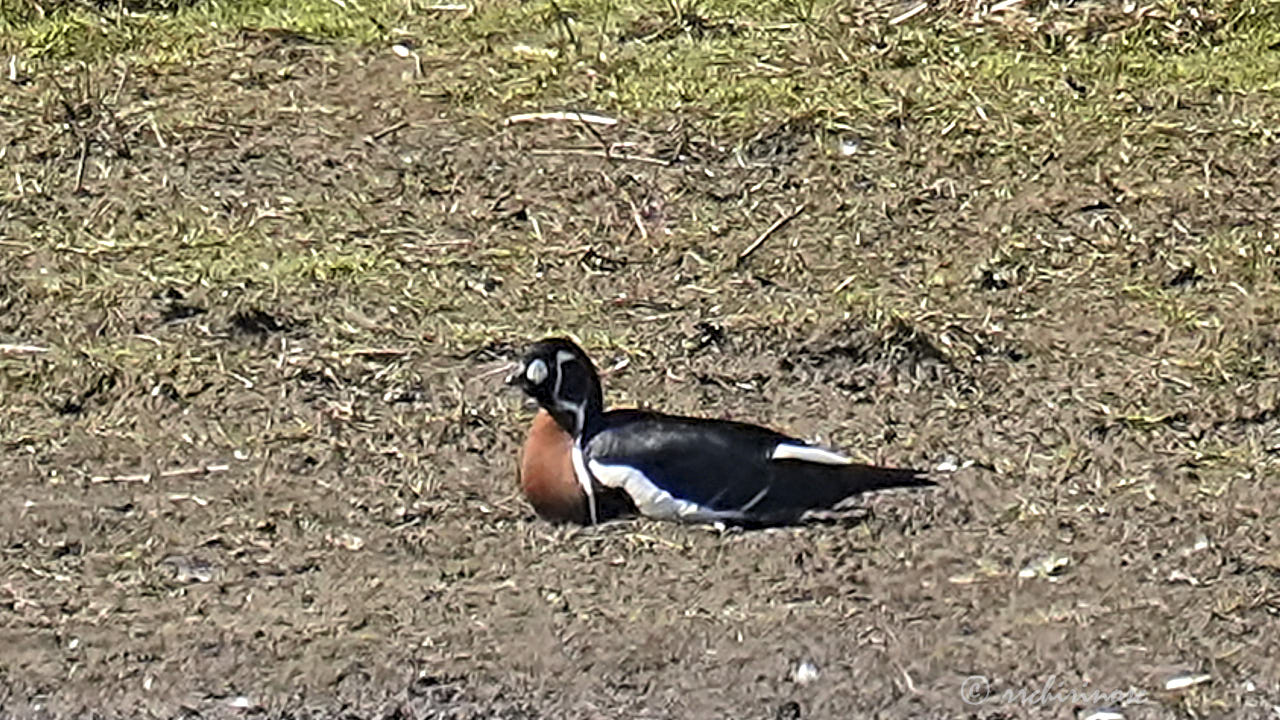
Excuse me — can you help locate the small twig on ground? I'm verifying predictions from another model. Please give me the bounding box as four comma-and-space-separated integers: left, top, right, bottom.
737, 204, 806, 266
342, 347, 412, 357
368, 121, 408, 142
74, 136, 89, 193
832, 274, 857, 293
889, 2, 928, 25
90, 473, 145, 484
149, 115, 166, 149
0, 343, 50, 354
90, 463, 231, 484
111, 64, 129, 106
167, 493, 209, 506
629, 199, 649, 240
505, 111, 617, 127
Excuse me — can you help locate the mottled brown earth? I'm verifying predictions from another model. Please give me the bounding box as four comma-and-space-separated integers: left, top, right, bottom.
3, 16, 1280, 720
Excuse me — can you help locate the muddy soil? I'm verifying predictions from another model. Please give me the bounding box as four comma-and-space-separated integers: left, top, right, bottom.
3, 32, 1280, 720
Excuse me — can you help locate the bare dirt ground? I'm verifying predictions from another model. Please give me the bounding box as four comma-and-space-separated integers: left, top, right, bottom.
3, 6, 1280, 719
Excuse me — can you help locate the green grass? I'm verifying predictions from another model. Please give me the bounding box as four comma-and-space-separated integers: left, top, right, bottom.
6, 0, 1279, 138
5, 0, 1280, 371
5, 0, 396, 60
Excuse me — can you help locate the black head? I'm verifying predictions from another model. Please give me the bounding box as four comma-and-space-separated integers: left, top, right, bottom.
507, 337, 605, 437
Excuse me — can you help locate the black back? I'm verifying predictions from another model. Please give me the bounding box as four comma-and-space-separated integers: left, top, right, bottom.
585, 410, 932, 526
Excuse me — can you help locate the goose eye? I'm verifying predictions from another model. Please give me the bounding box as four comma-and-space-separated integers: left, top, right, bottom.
525, 358, 549, 384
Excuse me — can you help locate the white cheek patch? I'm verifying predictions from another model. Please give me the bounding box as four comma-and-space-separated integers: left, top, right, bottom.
525, 358, 548, 384
770, 443, 854, 465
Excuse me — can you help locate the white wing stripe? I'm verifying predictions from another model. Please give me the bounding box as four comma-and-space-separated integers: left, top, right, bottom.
587, 460, 736, 522
770, 443, 854, 465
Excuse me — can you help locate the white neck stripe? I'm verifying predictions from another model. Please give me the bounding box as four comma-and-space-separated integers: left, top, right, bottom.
552, 350, 586, 436
570, 444, 598, 525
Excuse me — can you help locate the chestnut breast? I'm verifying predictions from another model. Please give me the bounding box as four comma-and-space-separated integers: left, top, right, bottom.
518, 409, 589, 524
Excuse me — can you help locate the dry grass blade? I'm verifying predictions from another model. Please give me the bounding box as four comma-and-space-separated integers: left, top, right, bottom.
737, 203, 806, 266
0, 343, 51, 354
505, 111, 619, 126
889, 2, 928, 25
89, 463, 231, 484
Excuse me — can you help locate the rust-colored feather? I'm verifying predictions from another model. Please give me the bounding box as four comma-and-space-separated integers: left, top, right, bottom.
518, 409, 589, 524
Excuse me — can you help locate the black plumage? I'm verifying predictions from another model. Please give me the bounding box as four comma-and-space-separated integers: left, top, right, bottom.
586, 410, 934, 526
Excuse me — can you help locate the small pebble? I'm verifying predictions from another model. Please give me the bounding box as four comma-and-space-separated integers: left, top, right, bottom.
334, 533, 365, 551
792, 661, 820, 685
164, 555, 217, 583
